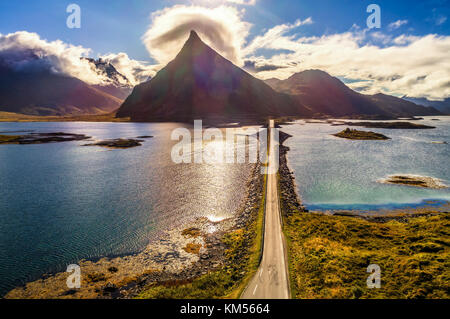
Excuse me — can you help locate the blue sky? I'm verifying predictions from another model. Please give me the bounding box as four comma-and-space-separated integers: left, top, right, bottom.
0, 0, 448, 61
0, 0, 449, 99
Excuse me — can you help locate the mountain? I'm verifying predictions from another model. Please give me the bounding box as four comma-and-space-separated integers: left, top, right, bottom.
265, 70, 440, 119
116, 31, 310, 122
403, 96, 450, 115
83, 58, 133, 100
0, 61, 123, 116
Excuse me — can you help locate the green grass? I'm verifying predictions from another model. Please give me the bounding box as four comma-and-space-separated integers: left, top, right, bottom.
0, 111, 129, 122
283, 211, 450, 299
137, 174, 267, 299
0, 134, 21, 143
333, 128, 389, 140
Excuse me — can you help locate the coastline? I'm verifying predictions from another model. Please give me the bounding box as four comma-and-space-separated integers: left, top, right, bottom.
278, 130, 308, 218
0, 111, 130, 123
5, 162, 265, 299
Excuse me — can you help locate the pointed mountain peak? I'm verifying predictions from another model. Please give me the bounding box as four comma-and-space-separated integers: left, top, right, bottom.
176, 30, 215, 59
189, 30, 200, 38
186, 30, 203, 45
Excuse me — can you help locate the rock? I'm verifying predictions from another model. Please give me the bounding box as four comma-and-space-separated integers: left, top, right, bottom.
102, 283, 117, 294
378, 174, 447, 189
82, 138, 143, 148
0, 132, 91, 145
108, 266, 118, 273
333, 128, 389, 140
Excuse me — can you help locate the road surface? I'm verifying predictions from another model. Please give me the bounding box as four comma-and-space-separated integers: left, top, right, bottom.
241, 120, 290, 299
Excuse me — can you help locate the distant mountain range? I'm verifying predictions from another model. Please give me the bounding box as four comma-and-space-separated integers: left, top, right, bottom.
117, 31, 441, 122
0, 57, 132, 116
117, 31, 309, 122
265, 70, 440, 119
402, 96, 450, 115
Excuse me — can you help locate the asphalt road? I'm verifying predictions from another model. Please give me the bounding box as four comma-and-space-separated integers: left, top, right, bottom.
241, 120, 290, 299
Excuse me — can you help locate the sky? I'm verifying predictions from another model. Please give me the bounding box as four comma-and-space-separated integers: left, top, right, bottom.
0, 0, 449, 99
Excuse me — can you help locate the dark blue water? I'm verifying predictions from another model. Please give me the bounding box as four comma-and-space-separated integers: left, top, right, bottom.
0, 122, 253, 295
281, 116, 450, 211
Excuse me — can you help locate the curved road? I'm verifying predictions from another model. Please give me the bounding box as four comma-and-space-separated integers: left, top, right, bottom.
241, 120, 290, 299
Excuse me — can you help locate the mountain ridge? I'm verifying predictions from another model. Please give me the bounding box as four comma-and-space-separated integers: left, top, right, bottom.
403, 96, 450, 115
116, 31, 311, 122
83, 58, 134, 100
265, 70, 440, 119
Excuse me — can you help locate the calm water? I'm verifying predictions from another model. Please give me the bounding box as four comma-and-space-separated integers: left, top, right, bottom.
0, 122, 254, 295
281, 116, 450, 211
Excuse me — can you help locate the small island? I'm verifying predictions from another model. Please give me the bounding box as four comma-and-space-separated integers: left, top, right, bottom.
378, 174, 447, 189
82, 138, 144, 149
0, 132, 90, 144
333, 128, 390, 140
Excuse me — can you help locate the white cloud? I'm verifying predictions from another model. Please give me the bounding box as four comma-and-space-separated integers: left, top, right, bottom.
0, 31, 155, 86
189, 0, 256, 6
428, 9, 447, 26
242, 17, 313, 56
241, 26, 450, 100
436, 16, 447, 25
388, 20, 408, 30
0, 31, 107, 84
226, 0, 256, 5
99, 52, 157, 86
142, 5, 251, 66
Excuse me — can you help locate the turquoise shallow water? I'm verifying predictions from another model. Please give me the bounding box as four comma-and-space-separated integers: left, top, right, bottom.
0, 122, 253, 295
281, 116, 450, 211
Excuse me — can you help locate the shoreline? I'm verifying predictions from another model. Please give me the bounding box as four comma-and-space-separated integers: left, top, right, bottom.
5, 162, 265, 299
278, 131, 308, 218
1, 111, 448, 124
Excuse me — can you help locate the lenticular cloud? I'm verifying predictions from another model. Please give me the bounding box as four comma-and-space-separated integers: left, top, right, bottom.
142, 5, 251, 66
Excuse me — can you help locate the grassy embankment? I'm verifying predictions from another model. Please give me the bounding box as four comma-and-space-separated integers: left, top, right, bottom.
281, 189, 449, 298
0, 111, 129, 122
0, 135, 21, 143
137, 174, 267, 299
